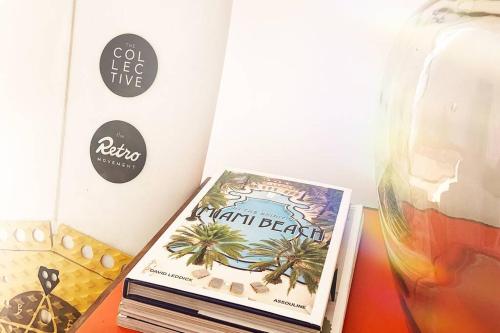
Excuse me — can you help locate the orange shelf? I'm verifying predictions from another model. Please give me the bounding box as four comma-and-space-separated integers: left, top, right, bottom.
75, 209, 410, 333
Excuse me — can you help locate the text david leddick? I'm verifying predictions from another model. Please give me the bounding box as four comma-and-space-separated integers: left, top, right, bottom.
95, 136, 141, 169
149, 269, 193, 282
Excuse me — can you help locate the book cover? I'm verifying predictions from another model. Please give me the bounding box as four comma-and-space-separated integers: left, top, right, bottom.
126, 170, 351, 326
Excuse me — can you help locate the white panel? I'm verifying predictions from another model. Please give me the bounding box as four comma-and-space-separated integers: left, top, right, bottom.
204, 0, 422, 207
56, 0, 232, 254
0, 0, 73, 220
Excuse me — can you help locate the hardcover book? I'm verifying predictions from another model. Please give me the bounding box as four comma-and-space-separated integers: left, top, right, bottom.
123, 169, 351, 332
322, 205, 363, 333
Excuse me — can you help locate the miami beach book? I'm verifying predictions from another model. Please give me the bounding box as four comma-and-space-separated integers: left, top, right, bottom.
120, 169, 352, 333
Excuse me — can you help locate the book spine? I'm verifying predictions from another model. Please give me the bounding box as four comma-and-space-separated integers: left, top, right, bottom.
124, 279, 320, 331
123, 278, 131, 299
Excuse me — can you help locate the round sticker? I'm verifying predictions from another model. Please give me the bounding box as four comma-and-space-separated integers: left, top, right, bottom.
100, 34, 158, 97
90, 120, 147, 183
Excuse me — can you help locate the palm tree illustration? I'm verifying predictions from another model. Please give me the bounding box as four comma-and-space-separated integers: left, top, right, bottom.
243, 174, 267, 187
165, 223, 248, 269
298, 185, 328, 204
316, 189, 342, 217
186, 171, 244, 221
248, 237, 327, 295
321, 317, 332, 333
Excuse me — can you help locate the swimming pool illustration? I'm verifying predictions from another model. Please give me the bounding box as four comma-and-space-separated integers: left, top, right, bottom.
195, 189, 334, 271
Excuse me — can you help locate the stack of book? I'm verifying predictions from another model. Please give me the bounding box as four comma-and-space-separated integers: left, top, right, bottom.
118, 169, 364, 333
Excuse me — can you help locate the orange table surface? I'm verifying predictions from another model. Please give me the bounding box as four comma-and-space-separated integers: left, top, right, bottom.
75, 209, 410, 333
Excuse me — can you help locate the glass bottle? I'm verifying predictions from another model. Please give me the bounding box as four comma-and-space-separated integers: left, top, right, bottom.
378, 1, 500, 332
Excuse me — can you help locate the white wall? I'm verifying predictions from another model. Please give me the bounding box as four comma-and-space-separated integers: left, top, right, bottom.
204, 0, 423, 207
0, 0, 73, 220
0, 0, 231, 254
55, 0, 232, 254
0, 0, 424, 222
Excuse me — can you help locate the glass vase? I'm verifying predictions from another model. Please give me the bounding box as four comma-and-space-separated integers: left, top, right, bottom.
378, 1, 500, 332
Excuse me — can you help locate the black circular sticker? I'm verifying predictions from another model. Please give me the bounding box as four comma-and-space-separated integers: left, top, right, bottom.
100, 34, 158, 97
90, 120, 147, 183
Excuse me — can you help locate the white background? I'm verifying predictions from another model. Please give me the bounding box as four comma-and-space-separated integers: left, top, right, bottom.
0, 0, 73, 221
0, 0, 423, 224
204, 0, 423, 207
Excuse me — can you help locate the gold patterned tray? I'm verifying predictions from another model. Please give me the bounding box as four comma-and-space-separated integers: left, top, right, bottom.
0, 221, 131, 333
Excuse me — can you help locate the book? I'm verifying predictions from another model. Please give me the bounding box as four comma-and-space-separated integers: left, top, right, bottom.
120, 169, 352, 332
117, 204, 364, 333
322, 205, 363, 333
